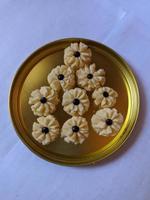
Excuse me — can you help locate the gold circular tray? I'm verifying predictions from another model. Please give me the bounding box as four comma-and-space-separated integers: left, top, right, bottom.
9, 38, 139, 166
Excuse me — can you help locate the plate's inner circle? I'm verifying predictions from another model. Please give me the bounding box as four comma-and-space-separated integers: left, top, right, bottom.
20, 46, 128, 157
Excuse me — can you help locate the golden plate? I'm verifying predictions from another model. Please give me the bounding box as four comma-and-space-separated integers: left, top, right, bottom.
9, 38, 139, 166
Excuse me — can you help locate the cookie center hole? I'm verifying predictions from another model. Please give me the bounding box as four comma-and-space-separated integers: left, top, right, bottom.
42, 127, 49, 134
103, 91, 109, 97
40, 97, 47, 104
74, 51, 80, 57
72, 126, 79, 132
73, 98, 80, 105
58, 74, 64, 80
106, 119, 113, 126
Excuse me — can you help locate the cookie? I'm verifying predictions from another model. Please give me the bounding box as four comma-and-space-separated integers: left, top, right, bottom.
64, 42, 92, 70
62, 88, 90, 116
47, 65, 75, 92
61, 116, 89, 144
91, 108, 124, 136
76, 63, 105, 91
28, 86, 59, 116
32, 115, 60, 145
92, 86, 118, 108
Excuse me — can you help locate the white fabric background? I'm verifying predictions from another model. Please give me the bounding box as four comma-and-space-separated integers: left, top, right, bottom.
0, 0, 149, 199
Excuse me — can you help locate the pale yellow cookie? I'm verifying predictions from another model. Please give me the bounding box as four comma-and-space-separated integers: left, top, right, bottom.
32, 115, 60, 145
47, 65, 75, 92
92, 87, 118, 108
62, 88, 90, 116
28, 86, 59, 116
64, 42, 92, 70
76, 63, 105, 91
91, 108, 124, 136
61, 116, 89, 145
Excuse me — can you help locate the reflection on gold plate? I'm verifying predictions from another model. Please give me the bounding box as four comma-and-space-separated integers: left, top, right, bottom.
9, 38, 139, 166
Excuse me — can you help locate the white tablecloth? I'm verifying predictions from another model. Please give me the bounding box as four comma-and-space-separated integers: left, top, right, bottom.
0, 1, 149, 199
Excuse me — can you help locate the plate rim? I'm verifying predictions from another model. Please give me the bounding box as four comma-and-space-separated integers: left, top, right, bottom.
9, 37, 140, 166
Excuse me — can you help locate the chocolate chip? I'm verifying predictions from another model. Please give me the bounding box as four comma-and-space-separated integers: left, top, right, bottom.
73, 98, 80, 105
74, 51, 80, 57
40, 97, 47, 104
106, 119, 113, 126
72, 126, 79, 132
42, 127, 49, 134
87, 73, 93, 79
103, 91, 109, 97
58, 74, 64, 80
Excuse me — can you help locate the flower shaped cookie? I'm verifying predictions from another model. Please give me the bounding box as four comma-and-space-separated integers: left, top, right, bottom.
29, 86, 59, 116
61, 116, 89, 144
92, 87, 118, 108
76, 63, 106, 91
64, 42, 92, 70
32, 115, 60, 145
91, 108, 124, 136
47, 65, 75, 92
62, 88, 90, 116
